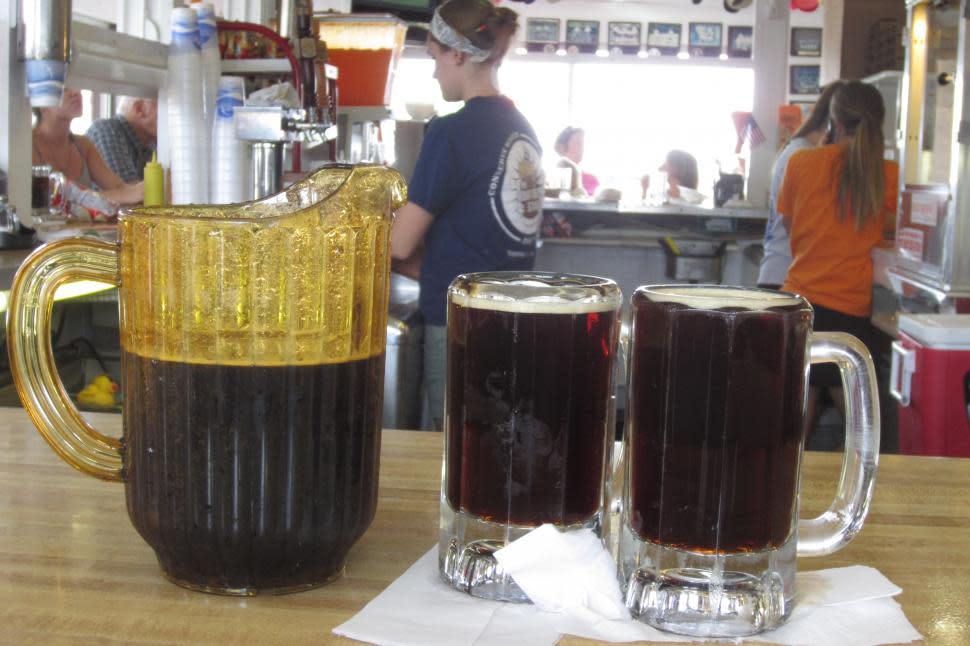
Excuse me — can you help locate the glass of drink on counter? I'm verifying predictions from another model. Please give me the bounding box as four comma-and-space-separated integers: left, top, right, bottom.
31, 164, 52, 211
30, 165, 66, 227
6, 163, 407, 595
440, 272, 622, 601
619, 285, 880, 637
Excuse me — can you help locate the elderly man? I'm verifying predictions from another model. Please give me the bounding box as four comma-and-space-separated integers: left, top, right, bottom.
86, 97, 157, 183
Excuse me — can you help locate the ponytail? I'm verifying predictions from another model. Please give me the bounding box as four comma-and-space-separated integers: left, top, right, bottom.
831, 81, 886, 229
792, 80, 843, 140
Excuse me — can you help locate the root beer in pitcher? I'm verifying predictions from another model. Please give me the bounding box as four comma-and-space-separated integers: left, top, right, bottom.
6, 164, 407, 595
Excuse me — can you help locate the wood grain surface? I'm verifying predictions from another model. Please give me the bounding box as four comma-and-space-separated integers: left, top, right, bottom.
0, 409, 966, 645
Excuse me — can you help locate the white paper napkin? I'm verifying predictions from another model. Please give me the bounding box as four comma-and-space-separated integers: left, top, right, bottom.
334, 527, 922, 646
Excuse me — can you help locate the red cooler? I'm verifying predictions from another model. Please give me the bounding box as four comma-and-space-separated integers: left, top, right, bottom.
891, 314, 970, 457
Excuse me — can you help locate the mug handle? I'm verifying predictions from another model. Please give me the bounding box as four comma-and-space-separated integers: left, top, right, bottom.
797, 331, 880, 557
6, 237, 123, 481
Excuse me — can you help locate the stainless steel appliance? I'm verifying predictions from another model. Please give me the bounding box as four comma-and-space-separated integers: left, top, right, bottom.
890, 0, 970, 313
383, 273, 424, 430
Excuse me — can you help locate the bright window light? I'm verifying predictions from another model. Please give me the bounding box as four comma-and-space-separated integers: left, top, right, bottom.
391, 57, 755, 198
571, 63, 753, 194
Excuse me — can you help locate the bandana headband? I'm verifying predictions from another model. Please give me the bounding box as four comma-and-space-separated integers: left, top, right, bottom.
430, 10, 491, 62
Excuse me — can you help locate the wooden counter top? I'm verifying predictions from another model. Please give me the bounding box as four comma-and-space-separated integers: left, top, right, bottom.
0, 408, 968, 644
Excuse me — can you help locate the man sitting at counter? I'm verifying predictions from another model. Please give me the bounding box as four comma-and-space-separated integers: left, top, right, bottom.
86, 97, 158, 184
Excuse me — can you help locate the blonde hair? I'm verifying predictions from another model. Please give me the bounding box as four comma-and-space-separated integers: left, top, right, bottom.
435, 0, 518, 62
831, 81, 886, 229
793, 80, 843, 140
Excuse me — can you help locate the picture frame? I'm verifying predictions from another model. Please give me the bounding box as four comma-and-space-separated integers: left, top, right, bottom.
726, 26, 753, 59
790, 27, 822, 57
790, 65, 821, 95
646, 22, 681, 56
565, 19, 600, 54
525, 18, 560, 54
525, 18, 560, 44
608, 21, 641, 55
688, 22, 723, 58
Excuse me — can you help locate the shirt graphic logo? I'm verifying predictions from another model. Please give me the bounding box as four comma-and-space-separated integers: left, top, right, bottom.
489, 133, 545, 244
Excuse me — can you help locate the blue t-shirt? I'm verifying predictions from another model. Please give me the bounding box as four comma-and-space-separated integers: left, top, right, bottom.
408, 96, 544, 325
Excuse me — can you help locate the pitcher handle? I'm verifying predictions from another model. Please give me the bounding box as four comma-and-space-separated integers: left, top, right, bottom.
797, 331, 880, 557
6, 238, 123, 481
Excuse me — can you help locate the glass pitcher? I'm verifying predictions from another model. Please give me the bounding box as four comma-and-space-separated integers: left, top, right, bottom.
6, 164, 407, 595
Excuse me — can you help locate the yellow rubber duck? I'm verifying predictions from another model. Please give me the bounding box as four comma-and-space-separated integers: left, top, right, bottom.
77, 374, 119, 409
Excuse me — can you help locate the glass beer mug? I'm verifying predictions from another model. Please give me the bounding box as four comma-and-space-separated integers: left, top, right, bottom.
619, 285, 879, 637
440, 272, 621, 601
6, 164, 407, 595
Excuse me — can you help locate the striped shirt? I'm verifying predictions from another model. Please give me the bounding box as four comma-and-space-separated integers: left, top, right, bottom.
85, 115, 155, 183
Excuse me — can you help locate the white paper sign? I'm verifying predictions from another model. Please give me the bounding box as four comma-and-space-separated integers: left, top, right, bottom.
897, 227, 925, 261
910, 192, 939, 227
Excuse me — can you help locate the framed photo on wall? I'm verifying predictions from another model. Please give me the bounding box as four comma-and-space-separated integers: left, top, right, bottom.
565, 19, 599, 54
525, 18, 560, 53
790, 65, 821, 94
726, 26, 753, 58
646, 22, 681, 56
688, 22, 722, 58
790, 27, 822, 57
608, 21, 641, 55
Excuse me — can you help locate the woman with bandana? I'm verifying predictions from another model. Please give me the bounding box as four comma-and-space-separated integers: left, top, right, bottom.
391, 0, 544, 430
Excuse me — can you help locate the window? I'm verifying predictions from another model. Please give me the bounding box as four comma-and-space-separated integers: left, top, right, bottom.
392, 55, 754, 196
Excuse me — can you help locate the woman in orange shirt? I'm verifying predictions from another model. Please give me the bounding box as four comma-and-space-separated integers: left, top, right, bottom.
777, 80, 898, 439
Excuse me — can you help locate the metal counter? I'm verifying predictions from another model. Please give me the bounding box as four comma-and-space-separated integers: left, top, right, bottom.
542, 198, 769, 240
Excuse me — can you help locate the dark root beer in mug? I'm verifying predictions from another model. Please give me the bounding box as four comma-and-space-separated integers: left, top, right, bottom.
627, 286, 812, 552
440, 272, 621, 602
619, 284, 881, 638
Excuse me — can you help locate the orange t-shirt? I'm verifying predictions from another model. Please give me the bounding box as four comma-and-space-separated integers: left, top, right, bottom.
778, 144, 898, 317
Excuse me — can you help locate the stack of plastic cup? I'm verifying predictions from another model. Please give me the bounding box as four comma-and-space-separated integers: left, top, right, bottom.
195, 3, 220, 199
211, 76, 252, 204
167, 7, 208, 204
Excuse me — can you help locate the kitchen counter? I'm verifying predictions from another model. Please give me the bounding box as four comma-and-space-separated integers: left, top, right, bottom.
1, 408, 968, 644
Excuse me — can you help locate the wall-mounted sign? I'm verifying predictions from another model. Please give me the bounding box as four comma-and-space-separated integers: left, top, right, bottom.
525, 18, 560, 53
608, 21, 641, 55
646, 22, 681, 56
790, 27, 822, 57
689, 22, 722, 58
565, 19, 599, 54
790, 64, 821, 94
726, 25, 753, 58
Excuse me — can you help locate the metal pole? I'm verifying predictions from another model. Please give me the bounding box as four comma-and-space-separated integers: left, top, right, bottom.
252, 141, 283, 198
1, 0, 33, 220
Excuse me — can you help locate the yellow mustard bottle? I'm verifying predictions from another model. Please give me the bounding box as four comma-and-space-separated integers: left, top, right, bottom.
143, 152, 164, 206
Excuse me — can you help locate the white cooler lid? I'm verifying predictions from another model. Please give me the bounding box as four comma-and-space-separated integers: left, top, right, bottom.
897, 313, 970, 348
